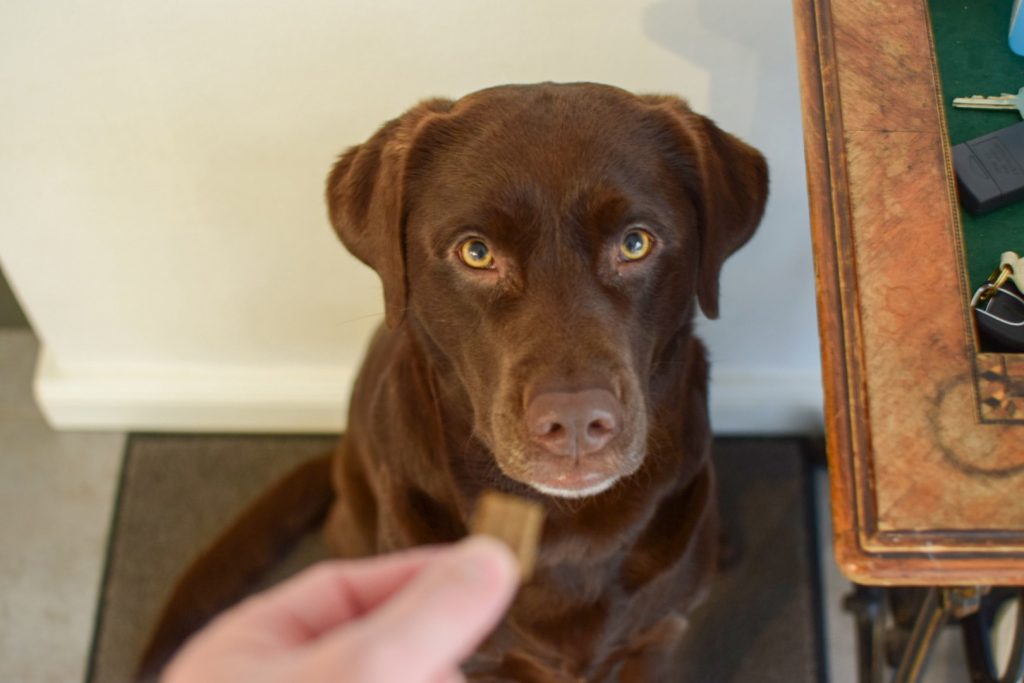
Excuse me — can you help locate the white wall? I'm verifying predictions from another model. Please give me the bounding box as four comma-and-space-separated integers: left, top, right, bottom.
0, 0, 821, 433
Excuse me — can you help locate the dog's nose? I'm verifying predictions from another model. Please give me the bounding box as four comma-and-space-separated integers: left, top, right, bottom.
525, 389, 621, 457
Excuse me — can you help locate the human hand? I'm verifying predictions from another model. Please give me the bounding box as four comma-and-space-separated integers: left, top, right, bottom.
161, 536, 519, 683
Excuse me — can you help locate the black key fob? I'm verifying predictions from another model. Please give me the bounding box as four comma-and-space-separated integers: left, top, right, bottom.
975, 283, 1024, 351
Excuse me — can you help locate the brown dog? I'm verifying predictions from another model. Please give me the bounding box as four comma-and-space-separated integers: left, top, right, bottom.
323, 82, 767, 681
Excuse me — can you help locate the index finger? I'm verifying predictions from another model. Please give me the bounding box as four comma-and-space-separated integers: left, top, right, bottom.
321, 536, 519, 680
227, 546, 447, 645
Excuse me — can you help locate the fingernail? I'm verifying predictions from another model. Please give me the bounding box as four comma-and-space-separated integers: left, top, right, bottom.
450, 536, 519, 586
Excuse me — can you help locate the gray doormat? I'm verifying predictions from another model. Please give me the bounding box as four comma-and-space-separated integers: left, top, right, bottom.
86, 436, 824, 683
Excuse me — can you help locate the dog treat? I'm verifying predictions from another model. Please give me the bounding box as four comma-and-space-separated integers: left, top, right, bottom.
471, 491, 545, 579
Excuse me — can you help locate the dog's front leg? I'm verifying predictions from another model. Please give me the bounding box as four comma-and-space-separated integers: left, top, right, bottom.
613, 612, 689, 682
324, 439, 379, 558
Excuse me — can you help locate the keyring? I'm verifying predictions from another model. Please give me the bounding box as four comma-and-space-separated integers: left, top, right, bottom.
977, 264, 1014, 302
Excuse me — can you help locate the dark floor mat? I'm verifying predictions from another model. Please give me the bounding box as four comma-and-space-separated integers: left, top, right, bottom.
674, 439, 825, 682
86, 435, 824, 682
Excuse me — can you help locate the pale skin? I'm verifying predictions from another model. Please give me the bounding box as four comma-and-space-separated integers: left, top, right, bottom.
162, 536, 520, 683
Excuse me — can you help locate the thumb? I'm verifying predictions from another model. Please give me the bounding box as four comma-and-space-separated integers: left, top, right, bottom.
319, 536, 519, 681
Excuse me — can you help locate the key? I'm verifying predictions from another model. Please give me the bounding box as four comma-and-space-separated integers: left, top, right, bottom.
952, 87, 1024, 118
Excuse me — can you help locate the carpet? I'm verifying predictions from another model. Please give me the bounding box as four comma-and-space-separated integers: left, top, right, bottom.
86, 435, 824, 682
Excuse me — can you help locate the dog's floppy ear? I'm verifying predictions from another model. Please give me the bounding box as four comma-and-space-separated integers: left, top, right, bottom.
326, 98, 454, 328
642, 96, 768, 319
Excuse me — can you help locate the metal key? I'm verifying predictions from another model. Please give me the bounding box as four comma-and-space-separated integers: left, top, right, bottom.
952, 87, 1024, 118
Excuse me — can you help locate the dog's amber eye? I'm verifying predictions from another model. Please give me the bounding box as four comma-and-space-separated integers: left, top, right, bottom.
458, 239, 495, 269
619, 230, 653, 261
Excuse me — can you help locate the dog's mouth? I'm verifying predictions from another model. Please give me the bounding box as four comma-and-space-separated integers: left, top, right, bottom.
498, 445, 644, 500
530, 478, 620, 499
524, 469, 622, 499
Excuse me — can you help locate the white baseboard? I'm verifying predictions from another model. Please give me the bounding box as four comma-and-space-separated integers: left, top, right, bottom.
35, 346, 824, 435
708, 368, 824, 435
34, 347, 353, 433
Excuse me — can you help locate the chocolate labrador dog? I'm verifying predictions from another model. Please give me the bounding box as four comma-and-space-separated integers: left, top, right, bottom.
322, 82, 767, 680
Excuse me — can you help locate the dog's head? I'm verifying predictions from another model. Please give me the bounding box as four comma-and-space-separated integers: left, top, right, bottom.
327, 83, 766, 499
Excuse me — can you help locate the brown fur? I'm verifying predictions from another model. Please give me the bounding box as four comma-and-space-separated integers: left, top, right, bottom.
323, 82, 768, 681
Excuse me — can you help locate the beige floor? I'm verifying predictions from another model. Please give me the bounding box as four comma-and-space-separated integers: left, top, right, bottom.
0, 330, 123, 683
0, 328, 989, 682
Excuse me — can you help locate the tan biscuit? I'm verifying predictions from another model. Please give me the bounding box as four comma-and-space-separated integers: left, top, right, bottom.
471, 491, 545, 580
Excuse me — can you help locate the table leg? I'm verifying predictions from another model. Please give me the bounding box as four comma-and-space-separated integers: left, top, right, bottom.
893, 588, 951, 683
844, 585, 887, 683
847, 586, 1024, 683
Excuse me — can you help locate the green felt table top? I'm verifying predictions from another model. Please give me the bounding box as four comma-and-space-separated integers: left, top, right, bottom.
930, 0, 1024, 290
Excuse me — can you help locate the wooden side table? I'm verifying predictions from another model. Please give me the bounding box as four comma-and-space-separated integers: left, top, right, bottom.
793, 0, 1024, 586
792, 0, 1024, 679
